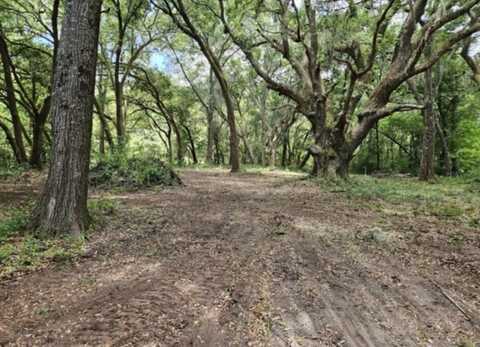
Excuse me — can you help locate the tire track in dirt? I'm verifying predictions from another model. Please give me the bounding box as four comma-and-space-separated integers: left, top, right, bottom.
264, 217, 479, 346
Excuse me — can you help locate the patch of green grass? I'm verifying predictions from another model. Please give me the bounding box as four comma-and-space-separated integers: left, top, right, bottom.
314, 175, 480, 222
0, 164, 26, 180
180, 163, 305, 175
89, 197, 118, 217
0, 204, 87, 278
180, 163, 231, 170
0, 235, 85, 278
0, 208, 29, 242
88, 197, 119, 230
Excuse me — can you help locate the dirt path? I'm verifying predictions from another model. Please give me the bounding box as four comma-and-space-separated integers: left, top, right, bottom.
1, 170, 479, 346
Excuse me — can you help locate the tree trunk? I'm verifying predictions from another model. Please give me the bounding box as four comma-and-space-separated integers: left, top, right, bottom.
0, 120, 20, 161
99, 116, 106, 156
0, 27, 27, 164
183, 124, 197, 164
31, 0, 102, 235
281, 128, 289, 168
206, 68, 215, 164
166, 126, 173, 164
114, 33, 126, 148
216, 70, 240, 172
269, 137, 276, 167
375, 121, 381, 171
159, 1, 240, 171
419, 46, 436, 181
435, 111, 452, 176
310, 130, 351, 178
30, 96, 51, 169
30, 0, 60, 169
259, 89, 268, 166
170, 117, 183, 166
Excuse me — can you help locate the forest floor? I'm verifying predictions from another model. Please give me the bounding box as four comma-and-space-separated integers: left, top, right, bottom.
1, 169, 480, 346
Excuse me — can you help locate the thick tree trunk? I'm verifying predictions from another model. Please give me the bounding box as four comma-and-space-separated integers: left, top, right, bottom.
31, 0, 102, 235
0, 27, 27, 164
310, 127, 351, 178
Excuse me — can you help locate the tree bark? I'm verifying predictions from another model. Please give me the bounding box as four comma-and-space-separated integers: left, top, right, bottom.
31, 0, 102, 235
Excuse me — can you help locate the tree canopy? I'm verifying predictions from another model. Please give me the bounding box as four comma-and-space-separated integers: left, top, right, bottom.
0, 0, 479, 182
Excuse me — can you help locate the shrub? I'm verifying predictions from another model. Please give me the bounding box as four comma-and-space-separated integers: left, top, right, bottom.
90, 154, 182, 188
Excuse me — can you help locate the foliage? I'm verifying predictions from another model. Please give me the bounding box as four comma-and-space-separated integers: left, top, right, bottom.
0, 208, 29, 242
0, 206, 84, 278
0, 161, 30, 179
455, 95, 480, 173
1, 0, 480, 179
90, 152, 182, 188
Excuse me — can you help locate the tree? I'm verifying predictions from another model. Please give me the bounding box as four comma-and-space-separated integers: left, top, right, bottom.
419, 44, 436, 181
0, 0, 61, 169
219, 0, 480, 177
0, 25, 28, 164
101, 0, 158, 148
31, 0, 102, 235
154, 0, 241, 172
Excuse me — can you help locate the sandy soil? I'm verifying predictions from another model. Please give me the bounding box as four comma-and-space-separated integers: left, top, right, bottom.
1, 169, 479, 346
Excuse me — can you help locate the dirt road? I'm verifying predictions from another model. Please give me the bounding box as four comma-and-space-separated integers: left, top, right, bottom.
1, 170, 479, 346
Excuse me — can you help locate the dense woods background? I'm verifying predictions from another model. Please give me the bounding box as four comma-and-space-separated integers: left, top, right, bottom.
1, 0, 479, 180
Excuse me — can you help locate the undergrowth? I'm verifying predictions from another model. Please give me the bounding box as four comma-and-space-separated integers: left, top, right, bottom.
314, 175, 480, 225
0, 164, 27, 180
90, 153, 182, 188
0, 197, 118, 279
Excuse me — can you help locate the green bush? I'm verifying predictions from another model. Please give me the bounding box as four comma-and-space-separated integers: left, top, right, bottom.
90, 153, 182, 188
